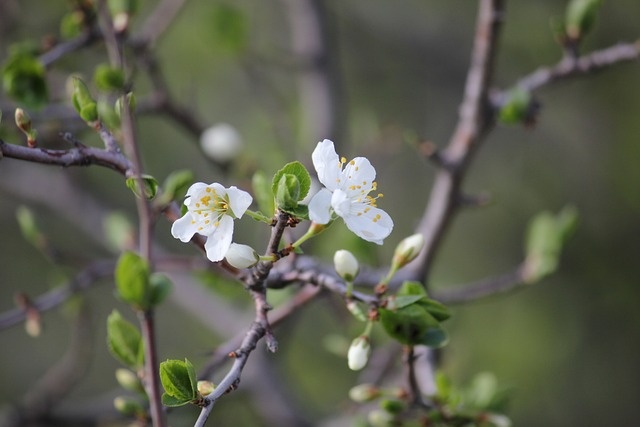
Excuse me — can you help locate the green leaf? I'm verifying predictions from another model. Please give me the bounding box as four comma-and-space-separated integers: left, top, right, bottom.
275, 173, 300, 211
210, 4, 248, 54
419, 298, 451, 322
397, 281, 428, 297
162, 170, 194, 203
159, 359, 198, 402
419, 326, 449, 348
498, 87, 532, 125
70, 76, 96, 116
126, 175, 159, 200
392, 295, 425, 309
252, 170, 275, 218
395, 281, 451, 321
2, 48, 48, 110
115, 251, 151, 309
107, 310, 143, 368
94, 64, 125, 92
149, 273, 173, 306
379, 305, 440, 346
271, 161, 311, 203
103, 212, 135, 252
524, 206, 578, 283
566, 0, 602, 39
161, 393, 191, 407
60, 12, 84, 40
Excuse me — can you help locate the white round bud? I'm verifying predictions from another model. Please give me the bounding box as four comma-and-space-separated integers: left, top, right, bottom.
392, 233, 425, 269
347, 335, 371, 371
334, 249, 359, 282
225, 243, 259, 269
200, 123, 243, 163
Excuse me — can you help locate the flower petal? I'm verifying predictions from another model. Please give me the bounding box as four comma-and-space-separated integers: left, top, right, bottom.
343, 206, 393, 245
171, 213, 199, 242
341, 157, 376, 197
331, 189, 352, 218
308, 188, 333, 224
204, 215, 234, 262
312, 139, 341, 191
226, 186, 253, 218
185, 182, 209, 198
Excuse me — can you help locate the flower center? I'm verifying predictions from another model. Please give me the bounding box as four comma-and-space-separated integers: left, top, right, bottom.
190, 187, 231, 230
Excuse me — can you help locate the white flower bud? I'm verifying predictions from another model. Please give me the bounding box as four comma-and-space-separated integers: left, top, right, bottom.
392, 233, 425, 270
347, 335, 371, 371
348, 383, 380, 402
225, 243, 259, 269
334, 249, 359, 282
200, 123, 243, 163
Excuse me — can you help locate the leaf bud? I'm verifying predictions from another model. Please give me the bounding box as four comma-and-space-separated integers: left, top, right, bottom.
200, 123, 243, 163
348, 383, 380, 403
14, 108, 31, 134
114, 92, 136, 118
379, 399, 406, 415
391, 233, 425, 271
224, 243, 259, 269
115, 368, 145, 394
71, 77, 98, 124
197, 380, 216, 397
334, 249, 359, 282
348, 335, 371, 371
566, 0, 602, 41
367, 409, 395, 427
113, 396, 144, 417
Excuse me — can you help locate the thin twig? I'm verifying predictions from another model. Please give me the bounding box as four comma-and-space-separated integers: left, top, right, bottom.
433, 264, 527, 304
134, 0, 190, 46
516, 40, 640, 92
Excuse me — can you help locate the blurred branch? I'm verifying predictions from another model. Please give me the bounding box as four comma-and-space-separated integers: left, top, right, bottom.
0, 260, 114, 331
433, 263, 527, 304
134, 0, 190, 46
515, 40, 640, 92
408, 0, 505, 283
39, 30, 100, 68
6, 303, 93, 427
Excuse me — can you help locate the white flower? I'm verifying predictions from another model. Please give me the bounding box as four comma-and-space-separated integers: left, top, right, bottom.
334, 249, 359, 282
171, 182, 252, 262
308, 139, 393, 245
392, 233, 425, 268
348, 335, 371, 371
200, 124, 243, 163
225, 243, 259, 269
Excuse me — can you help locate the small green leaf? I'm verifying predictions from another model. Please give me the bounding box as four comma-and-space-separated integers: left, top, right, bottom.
94, 64, 125, 92
126, 175, 159, 200
566, 0, 602, 40
252, 170, 275, 218
379, 304, 439, 346
2, 48, 48, 110
162, 170, 194, 203
419, 326, 449, 348
107, 310, 143, 368
70, 76, 96, 116
115, 251, 151, 309
210, 4, 248, 54
161, 393, 191, 407
392, 295, 425, 309
397, 281, 427, 297
80, 103, 98, 123
275, 173, 300, 211
103, 212, 135, 252
149, 273, 173, 307
498, 87, 532, 125
419, 298, 451, 322
160, 359, 198, 402
271, 161, 311, 202
379, 399, 406, 415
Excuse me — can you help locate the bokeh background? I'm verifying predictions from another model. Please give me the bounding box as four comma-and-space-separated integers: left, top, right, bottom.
1, 1, 639, 426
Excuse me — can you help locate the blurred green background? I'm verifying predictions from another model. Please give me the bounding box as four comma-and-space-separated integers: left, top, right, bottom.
1, 1, 639, 426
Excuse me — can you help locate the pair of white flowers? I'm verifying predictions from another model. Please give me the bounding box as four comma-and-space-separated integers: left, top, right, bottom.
171, 139, 394, 263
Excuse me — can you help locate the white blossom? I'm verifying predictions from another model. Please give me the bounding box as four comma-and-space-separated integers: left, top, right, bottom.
171, 182, 252, 262
200, 124, 243, 163
308, 139, 393, 244
225, 243, 259, 269
334, 249, 359, 282
348, 336, 371, 371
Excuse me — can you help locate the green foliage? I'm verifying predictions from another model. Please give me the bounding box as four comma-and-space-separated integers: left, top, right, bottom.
380, 281, 450, 347
94, 64, 125, 92
115, 251, 151, 310
71, 76, 98, 123
210, 4, 248, 54
498, 87, 532, 125
524, 205, 578, 283
159, 170, 194, 204
272, 161, 312, 217
16, 206, 42, 248
2, 45, 48, 110
60, 12, 84, 39
159, 358, 199, 407
566, 0, 602, 40
252, 170, 275, 218
107, 310, 143, 369
126, 174, 159, 200
149, 273, 173, 306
